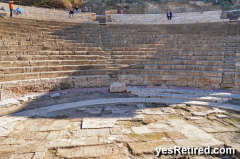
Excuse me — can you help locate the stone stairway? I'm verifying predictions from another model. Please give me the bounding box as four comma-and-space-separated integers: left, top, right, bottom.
221, 23, 238, 89
99, 25, 118, 83
100, 25, 112, 50
227, 11, 239, 24
96, 15, 106, 24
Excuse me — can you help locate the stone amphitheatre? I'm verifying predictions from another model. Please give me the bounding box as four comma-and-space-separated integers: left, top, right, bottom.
0, 1, 240, 159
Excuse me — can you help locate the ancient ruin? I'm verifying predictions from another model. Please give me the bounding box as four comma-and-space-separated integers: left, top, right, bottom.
0, 1, 240, 158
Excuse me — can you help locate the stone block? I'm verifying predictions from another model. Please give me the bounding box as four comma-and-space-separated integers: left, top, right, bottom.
0, 89, 16, 100
110, 82, 125, 93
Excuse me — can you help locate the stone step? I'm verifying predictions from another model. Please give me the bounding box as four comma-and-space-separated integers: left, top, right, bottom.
221, 79, 234, 84
108, 59, 224, 66
0, 65, 109, 74
0, 60, 108, 67
126, 87, 240, 100
223, 68, 235, 72
121, 69, 222, 77
222, 75, 234, 80
220, 83, 235, 88
0, 55, 107, 61
0, 70, 109, 82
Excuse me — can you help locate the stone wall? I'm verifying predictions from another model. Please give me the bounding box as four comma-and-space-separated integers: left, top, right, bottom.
189, 1, 212, 6
110, 10, 229, 24
0, 75, 110, 99
118, 75, 222, 89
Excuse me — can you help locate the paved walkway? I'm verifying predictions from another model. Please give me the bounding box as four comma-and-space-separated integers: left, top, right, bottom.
0, 86, 240, 158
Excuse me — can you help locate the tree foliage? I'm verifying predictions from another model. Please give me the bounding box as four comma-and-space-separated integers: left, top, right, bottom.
17, 0, 83, 8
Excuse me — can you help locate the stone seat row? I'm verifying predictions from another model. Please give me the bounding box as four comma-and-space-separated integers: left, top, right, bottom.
108, 29, 227, 35
0, 40, 228, 49
107, 23, 228, 29
0, 64, 108, 75
110, 55, 224, 60
0, 54, 106, 60
109, 38, 229, 44
0, 54, 225, 61
123, 64, 223, 72
0, 60, 223, 71
0, 59, 107, 67
0, 28, 100, 36
0, 69, 221, 83
0, 31, 100, 40
118, 74, 221, 88
111, 46, 224, 52
113, 59, 224, 66
0, 50, 225, 56
0, 70, 109, 82
111, 51, 225, 56
0, 45, 103, 51
121, 69, 222, 77
0, 40, 95, 47
0, 50, 106, 56
108, 31, 227, 36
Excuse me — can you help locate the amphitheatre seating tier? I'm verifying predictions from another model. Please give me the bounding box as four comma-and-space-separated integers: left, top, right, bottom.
0, 16, 239, 99
0, 2, 94, 23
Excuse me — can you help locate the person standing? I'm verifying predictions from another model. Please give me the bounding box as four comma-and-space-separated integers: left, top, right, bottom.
117, 4, 121, 14
9, 1, 14, 17
167, 10, 172, 20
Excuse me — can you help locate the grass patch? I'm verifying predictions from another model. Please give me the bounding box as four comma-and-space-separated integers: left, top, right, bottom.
229, 117, 240, 123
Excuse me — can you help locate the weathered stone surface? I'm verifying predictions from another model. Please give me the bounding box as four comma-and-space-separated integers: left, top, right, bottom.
192, 112, 209, 116
0, 99, 20, 108
82, 118, 118, 129
0, 89, 16, 100
48, 120, 70, 131
110, 82, 126, 93
146, 83, 154, 88
159, 84, 168, 89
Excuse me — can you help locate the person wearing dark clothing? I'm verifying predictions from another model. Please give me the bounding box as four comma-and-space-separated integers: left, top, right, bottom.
69, 8, 74, 19
117, 4, 121, 14
74, 5, 79, 13
167, 10, 172, 20
83, 6, 88, 13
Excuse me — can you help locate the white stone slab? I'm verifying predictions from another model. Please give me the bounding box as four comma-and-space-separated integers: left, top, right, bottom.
132, 126, 153, 134
50, 93, 60, 98
216, 115, 228, 119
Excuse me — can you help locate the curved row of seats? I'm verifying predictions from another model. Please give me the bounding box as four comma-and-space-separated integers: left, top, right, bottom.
0, 16, 239, 96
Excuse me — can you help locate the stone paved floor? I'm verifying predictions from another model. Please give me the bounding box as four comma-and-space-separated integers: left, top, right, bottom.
0, 87, 240, 159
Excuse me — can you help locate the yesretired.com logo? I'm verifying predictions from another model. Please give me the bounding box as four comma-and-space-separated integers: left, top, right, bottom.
156, 146, 235, 156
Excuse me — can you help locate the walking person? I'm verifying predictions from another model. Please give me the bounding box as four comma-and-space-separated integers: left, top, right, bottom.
167, 10, 172, 20
9, 1, 14, 17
